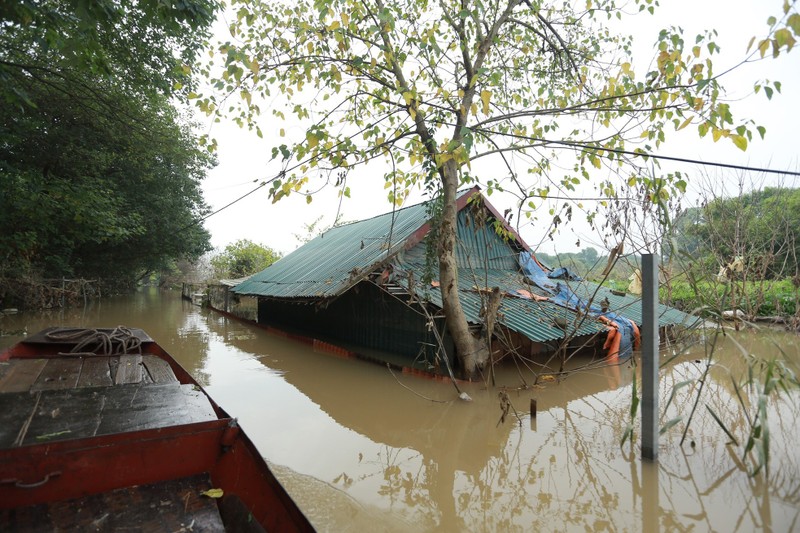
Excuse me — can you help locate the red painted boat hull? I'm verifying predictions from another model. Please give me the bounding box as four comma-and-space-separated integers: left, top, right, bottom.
0, 327, 314, 532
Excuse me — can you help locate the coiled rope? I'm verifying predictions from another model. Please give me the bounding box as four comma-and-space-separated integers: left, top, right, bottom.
46, 326, 142, 355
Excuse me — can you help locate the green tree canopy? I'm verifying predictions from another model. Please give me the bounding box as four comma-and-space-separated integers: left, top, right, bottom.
211, 240, 282, 279
684, 187, 800, 280
199, 0, 798, 375
1, 0, 218, 108
0, 81, 214, 281
0, 1, 219, 289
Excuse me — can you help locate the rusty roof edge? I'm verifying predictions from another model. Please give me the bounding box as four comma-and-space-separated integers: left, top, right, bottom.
476, 194, 533, 253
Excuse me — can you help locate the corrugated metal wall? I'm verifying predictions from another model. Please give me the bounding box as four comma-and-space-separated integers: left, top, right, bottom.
258, 281, 455, 370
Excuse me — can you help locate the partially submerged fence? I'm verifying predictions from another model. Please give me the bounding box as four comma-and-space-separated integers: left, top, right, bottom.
0, 278, 99, 309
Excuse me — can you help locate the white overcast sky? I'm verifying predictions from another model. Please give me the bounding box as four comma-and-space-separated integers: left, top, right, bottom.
199, 0, 799, 256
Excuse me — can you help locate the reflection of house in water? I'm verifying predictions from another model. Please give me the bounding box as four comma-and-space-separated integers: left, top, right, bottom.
203, 315, 633, 530
229, 188, 692, 377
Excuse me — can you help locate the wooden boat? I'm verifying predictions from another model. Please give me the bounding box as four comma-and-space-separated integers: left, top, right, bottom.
0, 327, 314, 532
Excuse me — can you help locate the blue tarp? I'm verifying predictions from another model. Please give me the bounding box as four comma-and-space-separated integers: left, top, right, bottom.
548, 266, 581, 281
518, 252, 635, 358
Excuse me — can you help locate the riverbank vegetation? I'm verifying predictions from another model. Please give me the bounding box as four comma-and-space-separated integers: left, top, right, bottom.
210, 239, 282, 279
661, 183, 800, 325
0, 1, 220, 308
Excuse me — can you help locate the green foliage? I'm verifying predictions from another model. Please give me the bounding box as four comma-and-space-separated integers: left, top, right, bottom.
0, 0, 219, 107
0, 0, 218, 286
198, 0, 764, 214
0, 83, 214, 281
665, 185, 800, 318
682, 187, 800, 280
664, 279, 798, 317
210, 240, 282, 279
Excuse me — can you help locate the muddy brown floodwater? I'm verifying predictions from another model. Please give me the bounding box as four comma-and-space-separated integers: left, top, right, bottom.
1, 288, 799, 532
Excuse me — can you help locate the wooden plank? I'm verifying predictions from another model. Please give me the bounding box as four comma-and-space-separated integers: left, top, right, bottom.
0, 474, 224, 531
0, 391, 41, 448
21, 388, 105, 446
0, 359, 47, 393
108, 357, 119, 383
142, 356, 178, 384
20, 384, 217, 446
31, 358, 82, 391
76, 358, 113, 388
114, 355, 143, 385
94, 384, 217, 436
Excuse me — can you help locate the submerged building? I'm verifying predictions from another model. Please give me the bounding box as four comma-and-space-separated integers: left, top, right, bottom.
233, 187, 692, 377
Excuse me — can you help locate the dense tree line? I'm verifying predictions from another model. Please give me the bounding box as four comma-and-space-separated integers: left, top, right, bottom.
0, 1, 219, 303
211, 240, 282, 279
677, 187, 800, 281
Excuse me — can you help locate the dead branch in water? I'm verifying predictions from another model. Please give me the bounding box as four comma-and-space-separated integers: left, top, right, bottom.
386, 363, 454, 403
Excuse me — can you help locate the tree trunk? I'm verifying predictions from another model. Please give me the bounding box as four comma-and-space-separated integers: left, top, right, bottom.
438, 160, 480, 377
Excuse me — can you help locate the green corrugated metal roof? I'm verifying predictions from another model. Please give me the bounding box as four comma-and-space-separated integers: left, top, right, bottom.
395, 262, 694, 344
235, 187, 695, 345
233, 190, 473, 298
568, 281, 694, 327
397, 265, 608, 343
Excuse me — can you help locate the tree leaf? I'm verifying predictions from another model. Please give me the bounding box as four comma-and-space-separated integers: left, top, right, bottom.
480, 89, 491, 115
788, 13, 800, 35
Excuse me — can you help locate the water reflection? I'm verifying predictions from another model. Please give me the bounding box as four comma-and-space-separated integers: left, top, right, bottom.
2, 291, 798, 532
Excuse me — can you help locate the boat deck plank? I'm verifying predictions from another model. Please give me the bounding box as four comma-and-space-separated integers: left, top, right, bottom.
77, 357, 113, 388
143, 356, 179, 384
0, 473, 224, 532
0, 356, 217, 448
0, 355, 179, 393
114, 354, 144, 384
31, 358, 82, 391
0, 392, 39, 448
0, 383, 217, 448
90, 383, 217, 437
0, 359, 47, 393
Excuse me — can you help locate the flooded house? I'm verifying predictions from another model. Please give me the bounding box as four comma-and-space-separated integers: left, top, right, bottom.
232, 187, 692, 377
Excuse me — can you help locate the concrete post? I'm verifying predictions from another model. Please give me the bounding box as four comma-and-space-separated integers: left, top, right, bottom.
641, 254, 659, 461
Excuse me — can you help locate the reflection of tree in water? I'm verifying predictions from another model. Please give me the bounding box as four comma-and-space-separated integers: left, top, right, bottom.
193, 306, 799, 531
170, 307, 213, 385
362, 357, 798, 531
326, 446, 442, 530
374, 449, 439, 518
658, 346, 800, 532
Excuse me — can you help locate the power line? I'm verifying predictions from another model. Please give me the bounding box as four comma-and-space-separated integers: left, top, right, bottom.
551, 139, 800, 177
189, 139, 799, 230
483, 130, 800, 177
181, 176, 274, 232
